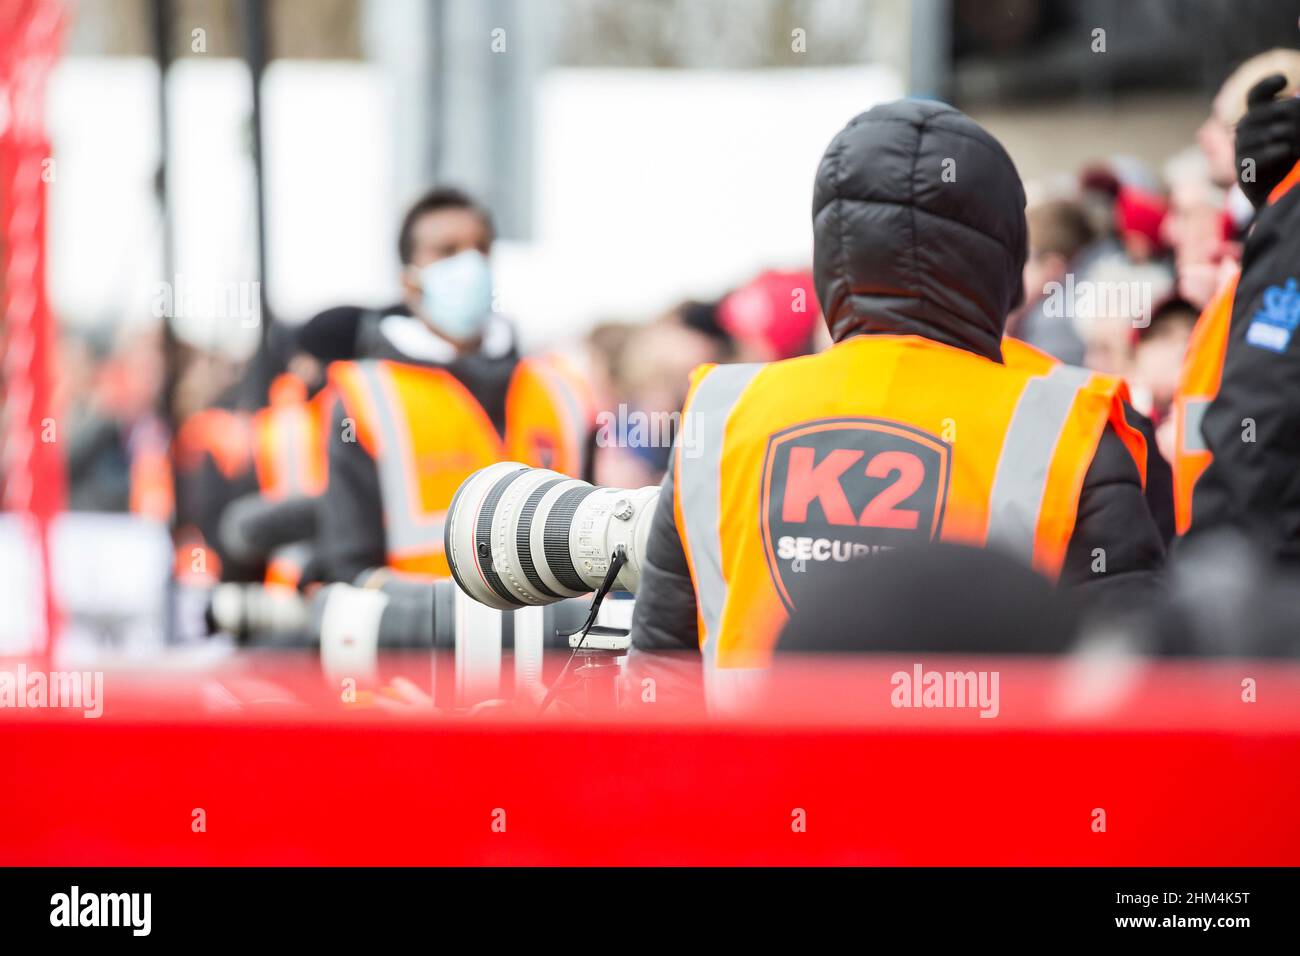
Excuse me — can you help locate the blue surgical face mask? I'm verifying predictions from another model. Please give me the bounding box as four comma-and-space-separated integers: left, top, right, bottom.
416, 249, 493, 340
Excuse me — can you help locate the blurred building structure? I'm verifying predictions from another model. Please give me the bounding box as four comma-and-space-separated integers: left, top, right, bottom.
39, 0, 1300, 350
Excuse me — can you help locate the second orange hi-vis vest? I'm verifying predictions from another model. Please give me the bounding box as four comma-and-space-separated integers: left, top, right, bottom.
1171, 273, 1239, 535
329, 355, 592, 577
252, 373, 328, 501
251, 373, 330, 589
1170, 160, 1300, 535
672, 334, 1146, 668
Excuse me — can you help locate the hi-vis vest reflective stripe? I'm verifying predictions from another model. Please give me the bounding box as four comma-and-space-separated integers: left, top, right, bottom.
329, 356, 591, 577
1171, 271, 1239, 535
673, 334, 1144, 669
252, 373, 328, 501
1002, 336, 1149, 477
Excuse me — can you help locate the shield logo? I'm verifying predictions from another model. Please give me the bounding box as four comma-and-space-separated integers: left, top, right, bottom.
759, 417, 951, 613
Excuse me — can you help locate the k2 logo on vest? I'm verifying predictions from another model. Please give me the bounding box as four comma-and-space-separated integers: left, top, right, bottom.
759, 417, 950, 612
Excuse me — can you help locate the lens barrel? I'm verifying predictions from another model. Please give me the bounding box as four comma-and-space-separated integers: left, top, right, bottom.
445, 462, 658, 610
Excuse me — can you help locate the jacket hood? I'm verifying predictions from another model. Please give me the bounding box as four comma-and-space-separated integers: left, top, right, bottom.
812, 99, 1027, 361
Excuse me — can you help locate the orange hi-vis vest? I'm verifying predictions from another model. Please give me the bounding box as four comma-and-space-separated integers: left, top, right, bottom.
1000, 336, 1060, 376
177, 408, 253, 480
329, 355, 592, 577
672, 334, 1146, 669
250, 374, 330, 589
128, 416, 175, 523
1171, 273, 1239, 535
252, 373, 328, 501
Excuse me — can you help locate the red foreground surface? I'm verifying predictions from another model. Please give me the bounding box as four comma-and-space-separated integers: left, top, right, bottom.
2, 653, 1299, 865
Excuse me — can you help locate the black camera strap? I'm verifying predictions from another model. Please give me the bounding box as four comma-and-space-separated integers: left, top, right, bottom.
537, 545, 628, 715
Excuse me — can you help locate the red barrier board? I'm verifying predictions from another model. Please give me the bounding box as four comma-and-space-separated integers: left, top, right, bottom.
2, 655, 1298, 865
0, 0, 68, 655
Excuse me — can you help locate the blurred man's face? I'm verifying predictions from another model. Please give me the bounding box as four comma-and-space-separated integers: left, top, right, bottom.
96, 333, 165, 420
1133, 319, 1194, 411
403, 207, 491, 273
1083, 315, 1135, 377
1197, 100, 1237, 189
1021, 249, 1065, 305
625, 320, 721, 415
400, 206, 493, 319
1165, 197, 1230, 309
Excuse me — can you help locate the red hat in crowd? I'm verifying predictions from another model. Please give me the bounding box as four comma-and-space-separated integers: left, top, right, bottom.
718, 269, 820, 360
1115, 185, 1169, 250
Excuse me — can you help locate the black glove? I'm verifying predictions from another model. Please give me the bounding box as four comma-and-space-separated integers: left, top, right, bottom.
1235, 73, 1300, 209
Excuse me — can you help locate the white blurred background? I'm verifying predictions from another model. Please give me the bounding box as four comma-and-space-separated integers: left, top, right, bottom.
49, 0, 1271, 353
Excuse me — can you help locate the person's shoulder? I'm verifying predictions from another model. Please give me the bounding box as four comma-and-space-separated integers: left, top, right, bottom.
299, 303, 402, 364
1083, 424, 1144, 488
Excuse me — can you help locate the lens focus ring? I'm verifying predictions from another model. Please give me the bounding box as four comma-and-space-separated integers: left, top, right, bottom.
544, 486, 597, 592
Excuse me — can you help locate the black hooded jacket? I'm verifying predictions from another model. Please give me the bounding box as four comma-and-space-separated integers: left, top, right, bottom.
813, 99, 1026, 360
630, 100, 1164, 653
1184, 154, 1300, 563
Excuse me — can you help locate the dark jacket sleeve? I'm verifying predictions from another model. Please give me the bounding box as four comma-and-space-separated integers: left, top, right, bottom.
316, 400, 387, 583
629, 467, 700, 653
1187, 174, 1300, 563
1059, 423, 1165, 614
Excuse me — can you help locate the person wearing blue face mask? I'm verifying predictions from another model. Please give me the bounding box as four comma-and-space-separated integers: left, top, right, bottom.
310, 188, 594, 585
397, 188, 498, 349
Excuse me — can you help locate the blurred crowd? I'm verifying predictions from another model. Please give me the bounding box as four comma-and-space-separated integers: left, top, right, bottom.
24, 48, 1300, 657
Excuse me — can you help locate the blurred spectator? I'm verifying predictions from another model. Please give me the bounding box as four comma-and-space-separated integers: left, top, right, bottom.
173, 322, 317, 583
1132, 297, 1199, 547
61, 332, 128, 513
594, 310, 726, 488
586, 321, 638, 486
716, 270, 819, 362
1008, 199, 1094, 364
62, 326, 170, 518
677, 300, 734, 359
584, 321, 637, 415
1198, 47, 1300, 234
1074, 164, 1125, 276
317, 187, 591, 583
1081, 314, 1135, 379
1114, 185, 1168, 264
1074, 253, 1175, 376
1131, 297, 1198, 439
1162, 149, 1237, 309
170, 343, 242, 426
